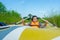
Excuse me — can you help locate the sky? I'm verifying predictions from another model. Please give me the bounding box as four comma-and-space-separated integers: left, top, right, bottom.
0, 0, 60, 17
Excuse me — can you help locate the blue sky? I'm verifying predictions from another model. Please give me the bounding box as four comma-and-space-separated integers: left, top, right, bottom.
0, 0, 60, 17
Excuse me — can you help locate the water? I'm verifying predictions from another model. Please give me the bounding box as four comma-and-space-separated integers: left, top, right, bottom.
0, 26, 19, 40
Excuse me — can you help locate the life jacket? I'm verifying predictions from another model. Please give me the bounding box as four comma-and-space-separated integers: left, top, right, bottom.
30, 21, 40, 28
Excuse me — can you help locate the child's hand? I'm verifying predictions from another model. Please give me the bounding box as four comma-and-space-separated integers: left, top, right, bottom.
45, 20, 49, 23
44, 20, 48, 23
22, 19, 25, 22
22, 19, 25, 25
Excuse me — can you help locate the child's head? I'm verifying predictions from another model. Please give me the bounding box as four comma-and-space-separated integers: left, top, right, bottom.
32, 16, 38, 22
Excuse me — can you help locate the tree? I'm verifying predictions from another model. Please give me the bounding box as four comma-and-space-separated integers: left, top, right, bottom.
23, 17, 27, 19
5, 10, 22, 24
0, 2, 6, 12
28, 13, 32, 19
0, 2, 22, 24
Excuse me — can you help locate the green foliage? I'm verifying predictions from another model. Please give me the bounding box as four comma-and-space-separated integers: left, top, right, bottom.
0, 11, 22, 24
28, 14, 32, 19
0, 2, 22, 24
38, 17, 44, 22
0, 2, 6, 12
44, 14, 60, 27
23, 14, 33, 23
23, 17, 27, 19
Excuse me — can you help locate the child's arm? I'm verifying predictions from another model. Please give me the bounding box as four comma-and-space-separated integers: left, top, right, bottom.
44, 20, 48, 26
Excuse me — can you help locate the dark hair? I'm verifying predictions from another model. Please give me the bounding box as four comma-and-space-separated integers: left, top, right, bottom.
31, 16, 38, 21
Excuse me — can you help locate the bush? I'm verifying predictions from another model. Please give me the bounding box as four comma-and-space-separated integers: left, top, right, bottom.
45, 14, 60, 27
0, 11, 22, 24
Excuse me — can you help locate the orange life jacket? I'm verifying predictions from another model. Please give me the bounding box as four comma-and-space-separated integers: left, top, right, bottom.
30, 21, 40, 28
